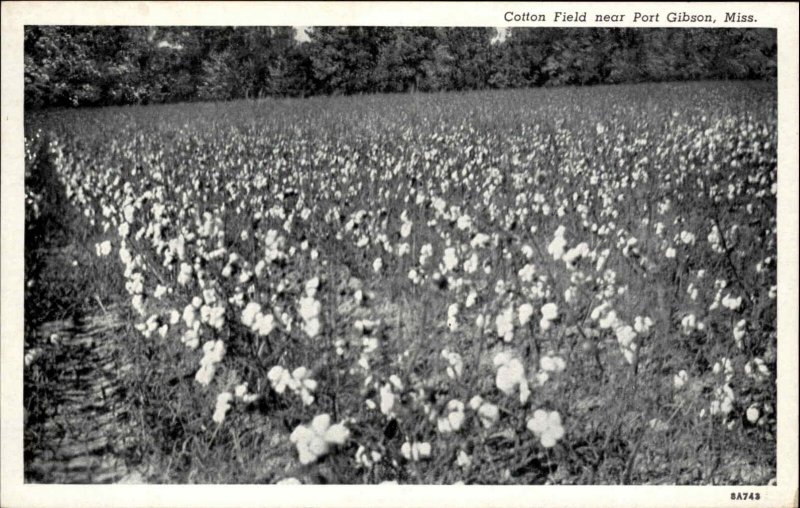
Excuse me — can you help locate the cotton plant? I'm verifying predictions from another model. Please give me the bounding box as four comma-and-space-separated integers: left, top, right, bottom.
289, 414, 350, 465
527, 409, 565, 448
268, 365, 318, 406
493, 351, 530, 404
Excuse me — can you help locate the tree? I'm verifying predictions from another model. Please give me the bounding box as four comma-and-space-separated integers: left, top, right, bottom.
23, 26, 777, 108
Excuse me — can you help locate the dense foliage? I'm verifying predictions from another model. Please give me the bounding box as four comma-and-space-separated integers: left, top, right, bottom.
24, 27, 776, 108
25, 82, 777, 483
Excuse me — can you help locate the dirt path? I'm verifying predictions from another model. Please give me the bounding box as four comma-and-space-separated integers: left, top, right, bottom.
25, 310, 146, 484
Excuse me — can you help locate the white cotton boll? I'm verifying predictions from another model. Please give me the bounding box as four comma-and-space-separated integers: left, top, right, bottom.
379, 383, 395, 416
300, 389, 315, 406
541, 303, 558, 321
615, 325, 636, 348
154, 284, 167, 299
547, 226, 567, 258
195, 363, 216, 386
447, 304, 460, 330
463, 253, 478, 273
447, 315, 458, 332
132, 294, 146, 316
24, 348, 43, 368
477, 402, 499, 428
396, 242, 410, 257
721, 293, 742, 311
298, 296, 321, 321
456, 450, 472, 468
119, 245, 132, 266
679, 231, 695, 245
400, 442, 412, 461
303, 317, 321, 338
496, 358, 526, 396
437, 417, 453, 434
414, 442, 431, 460
442, 350, 464, 379
268, 366, 291, 393
439, 405, 465, 433
470, 233, 490, 249
519, 380, 531, 403
746, 405, 760, 424
526, 409, 565, 448
673, 370, 689, 389
590, 302, 610, 321
518, 263, 536, 283
234, 383, 249, 399
456, 215, 472, 231
182, 329, 200, 350
709, 384, 735, 415
495, 306, 514, 342
372, 257, 383, 273
96, 240, 112, 257
254, 259, 267, 278
493, 351, 513, 368
118, 222, 130, 238
202, 288, 218, 305
518, 303, 534, 325
212, 392, 233, 423
468, 395, 484, 411
540, 354, 566, 372
204, 305, 226, 330
465, 290, 477, 308
598, 310, 618, 330
145, 315, 160, 333
362, 337, 378, 354
713, 357, 734, 382
123, 204, 135, 224
621, 343, 637, 364
221, 264, 233, 278
535, 371, 550, 386
183, 304, 196, 327
442, 247, 459, 272
634, 316, 654, 334
448, 303, 459, 318
681, 314, 696, 334
177, 262, 193, 286
241, 302, 262, 327
324, 423, 350, 445
253, 312, 275, 336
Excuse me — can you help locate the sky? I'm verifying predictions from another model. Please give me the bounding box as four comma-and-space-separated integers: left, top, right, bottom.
292, 26, 508, 43
294, 26, 310, 42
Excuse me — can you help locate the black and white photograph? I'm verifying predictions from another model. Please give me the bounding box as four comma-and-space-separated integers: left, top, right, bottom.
2, 2, 798, 506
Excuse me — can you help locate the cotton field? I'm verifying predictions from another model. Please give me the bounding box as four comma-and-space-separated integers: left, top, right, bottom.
24, 81, 777, 484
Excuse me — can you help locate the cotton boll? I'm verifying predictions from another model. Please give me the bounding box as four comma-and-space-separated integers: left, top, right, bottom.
518, 303, 534, 325
746, 405, 760, 424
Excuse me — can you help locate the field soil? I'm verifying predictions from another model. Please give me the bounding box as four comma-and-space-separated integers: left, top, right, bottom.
25, 308, 144, 483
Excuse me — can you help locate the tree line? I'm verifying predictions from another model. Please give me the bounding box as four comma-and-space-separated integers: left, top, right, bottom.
24, 26, 776, 108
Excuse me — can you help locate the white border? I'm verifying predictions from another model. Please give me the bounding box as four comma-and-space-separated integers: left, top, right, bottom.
2, 2, 797, 507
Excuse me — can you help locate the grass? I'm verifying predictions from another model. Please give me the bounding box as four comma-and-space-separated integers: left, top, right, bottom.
24, 81, 777, 484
